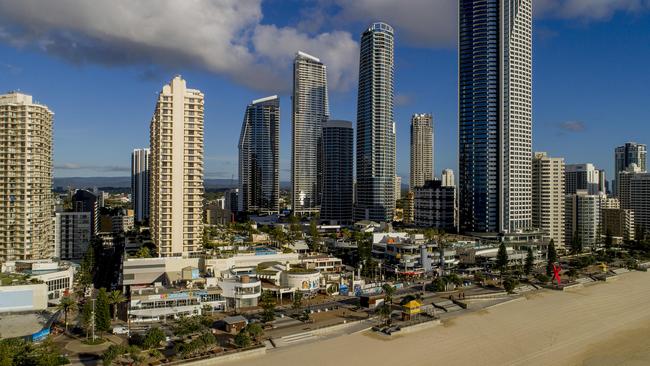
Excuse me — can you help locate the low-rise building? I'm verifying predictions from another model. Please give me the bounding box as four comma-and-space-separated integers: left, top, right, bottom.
602, 208, 635, 241
55, 212, 92, 260
414, 180, 456, 231
128, 284, 224, 323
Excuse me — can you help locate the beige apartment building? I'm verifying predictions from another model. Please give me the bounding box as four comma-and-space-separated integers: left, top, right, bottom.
532, 152, 565, 248
150, 76, 204, 257
0, 92, 54, 261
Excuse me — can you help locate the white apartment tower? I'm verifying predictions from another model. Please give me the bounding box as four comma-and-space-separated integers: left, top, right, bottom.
0, 92, 54, 261
292, 51, 329, 215
409, 113, 433, 190
532, 152, 565, 248
150, 76, 204, 257
441, 169, 455, 187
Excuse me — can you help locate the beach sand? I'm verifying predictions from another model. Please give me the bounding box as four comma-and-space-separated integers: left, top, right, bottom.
227, 271, 650, 366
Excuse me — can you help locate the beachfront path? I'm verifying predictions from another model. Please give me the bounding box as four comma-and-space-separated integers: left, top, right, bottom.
225, 271, 650, 366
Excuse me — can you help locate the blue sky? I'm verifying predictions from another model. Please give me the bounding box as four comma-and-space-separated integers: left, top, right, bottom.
0, 0, 648, 182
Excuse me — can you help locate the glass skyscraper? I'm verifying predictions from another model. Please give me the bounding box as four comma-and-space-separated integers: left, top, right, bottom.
292, 51, 329, 215
238, 96, 280, 214
355, 22, 396, 222
131, 148, 150, 223
459, 0, 533, 233
321, 120, 354, 224
614, 142, 647, 195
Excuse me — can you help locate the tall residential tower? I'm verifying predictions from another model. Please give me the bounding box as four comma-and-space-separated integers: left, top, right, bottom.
614, 142, 647, 195
0, 92, 54, 261
532, 152, 565, 248
292, 51, 329, 215
355, 22, 396, 222
409, 113, 433, 190
458, 0, 533, 233
239, 96, 280, 214
321, 120, 354, 224
150, 76, 204, 257
131, 148, 150, 223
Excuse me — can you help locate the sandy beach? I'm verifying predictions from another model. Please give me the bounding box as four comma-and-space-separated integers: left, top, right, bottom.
228, 271, 650, 366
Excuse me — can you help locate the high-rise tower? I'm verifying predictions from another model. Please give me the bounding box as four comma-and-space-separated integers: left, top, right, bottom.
410, 113, 433, 190
239, 96, 280, 214
321, 120, 354, 224
355, 22, 396, 222
150, 76, 204, 257
131, 148, 150, 223
458, 0, 533, 233
292, 51, 329, 215
0, 92, 54, 261
614, 142, 647, 195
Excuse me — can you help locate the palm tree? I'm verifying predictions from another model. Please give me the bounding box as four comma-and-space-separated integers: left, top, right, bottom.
108, 290, 127, 321
57, 294, 77, 332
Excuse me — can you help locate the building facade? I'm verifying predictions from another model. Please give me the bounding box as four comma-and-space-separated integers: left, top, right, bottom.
441, 169, 455, 187
565, 190, 602, 251
614, 142, 647, 195
131, 148, 150, 223
458, 0, 533, 233
414, 180, 457, 232
630, 173, 650, 236
321, 120, 354, 224
150, 76, 205, 257
532, 152, 565, 248
55, 212, 91, 260
238, 96, 280, 214
602, 208, 635, 241
0, 92, 54, 262
565, 163, 603, 195
409, 113, 433, 190
292, 51, 329, 215
355, 22, 396, 222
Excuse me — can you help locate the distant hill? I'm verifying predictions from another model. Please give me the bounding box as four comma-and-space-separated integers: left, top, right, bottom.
54, 176, 291, 191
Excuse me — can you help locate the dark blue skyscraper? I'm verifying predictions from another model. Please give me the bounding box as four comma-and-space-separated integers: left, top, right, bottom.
459, 0, 533, 233
238, 96, 280, 214
355, 22, 396, 222
321, 120, 354, 224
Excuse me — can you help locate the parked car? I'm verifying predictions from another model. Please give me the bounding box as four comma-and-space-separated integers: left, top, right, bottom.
112, 326, 129, 335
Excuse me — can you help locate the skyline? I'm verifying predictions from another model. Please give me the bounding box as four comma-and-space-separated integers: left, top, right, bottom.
0, 1, 649, 182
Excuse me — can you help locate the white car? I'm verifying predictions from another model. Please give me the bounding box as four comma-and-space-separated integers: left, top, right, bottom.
112, 326, 129, 335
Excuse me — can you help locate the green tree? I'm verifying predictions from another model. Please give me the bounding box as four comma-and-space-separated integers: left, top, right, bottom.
496, 242, 509, 273
107, 290, 127, 321
134, 246, 152, 258
81, 300, 94, 338
377, 303, 392, 326
546, 240, 558, 277
308, 219, 321, 252
245, 323, 264, 343
95, 288, 112, 333
381, 283, 395, 305
503, 277, 518, 293
56, 294, 77, 332
143, 327, 166, 349
571, 233, 583, 255
605, 229, 613, 250
234, 330, 251, 348
292, 292, 303, 310
524, 247, 534, 276
259, 291, 276, 323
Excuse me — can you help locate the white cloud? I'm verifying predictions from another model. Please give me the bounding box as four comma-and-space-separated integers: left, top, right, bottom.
332, 0, 457, 48
0, 0, 358, 92
535, 0, 650, 20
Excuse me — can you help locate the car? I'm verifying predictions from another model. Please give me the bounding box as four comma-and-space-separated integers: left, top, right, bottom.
112, 326, 130, 335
